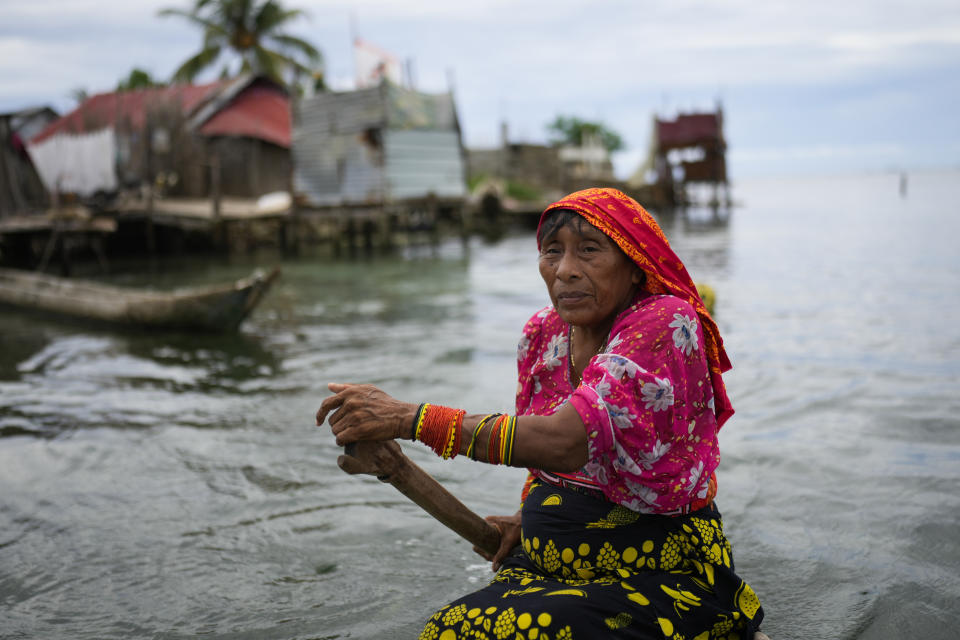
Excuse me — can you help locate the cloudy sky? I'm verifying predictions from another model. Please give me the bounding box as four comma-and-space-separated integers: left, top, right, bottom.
2, 0, 958, 179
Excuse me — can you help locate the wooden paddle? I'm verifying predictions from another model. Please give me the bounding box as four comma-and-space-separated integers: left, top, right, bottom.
338, 440, 501, 556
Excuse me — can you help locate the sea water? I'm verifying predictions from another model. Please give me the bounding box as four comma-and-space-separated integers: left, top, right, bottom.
1, 170, 958, 639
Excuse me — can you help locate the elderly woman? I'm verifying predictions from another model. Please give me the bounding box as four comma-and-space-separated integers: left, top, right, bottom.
317, 188, 765, 639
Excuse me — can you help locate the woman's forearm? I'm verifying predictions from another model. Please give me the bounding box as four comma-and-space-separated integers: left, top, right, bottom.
320, 384, 589, 472
455, 403, 588, 472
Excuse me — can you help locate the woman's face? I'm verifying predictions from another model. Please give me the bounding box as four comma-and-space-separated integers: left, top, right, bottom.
538, 217, 642, 331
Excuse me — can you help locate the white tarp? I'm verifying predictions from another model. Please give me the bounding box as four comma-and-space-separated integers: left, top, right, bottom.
27, 127, 117, 196
354, 37, 402, 89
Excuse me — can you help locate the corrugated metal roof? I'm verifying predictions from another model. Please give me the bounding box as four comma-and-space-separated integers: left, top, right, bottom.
32, 77, 291, 147
293, 83, 465, 206
386, 86, 458, 130
294, 86, 385, 136
32, 82, 228, 144
199, 82, 291, 148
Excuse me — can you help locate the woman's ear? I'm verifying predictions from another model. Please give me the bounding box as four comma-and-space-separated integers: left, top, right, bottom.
632, 268, 646, 286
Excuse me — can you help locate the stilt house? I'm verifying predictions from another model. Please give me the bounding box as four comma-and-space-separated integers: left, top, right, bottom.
29, 75, 292, 201
652, 107, 729, 205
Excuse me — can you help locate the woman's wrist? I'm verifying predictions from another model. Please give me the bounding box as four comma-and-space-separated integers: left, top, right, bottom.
404, 403, 425, 440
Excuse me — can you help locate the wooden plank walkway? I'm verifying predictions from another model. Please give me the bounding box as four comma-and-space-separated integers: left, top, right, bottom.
0, 206, 116, 234
117, 196, 291, 222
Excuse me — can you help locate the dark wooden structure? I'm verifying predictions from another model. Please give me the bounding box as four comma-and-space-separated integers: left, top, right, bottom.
0, 107, 57, 218
651, 107, 729, 206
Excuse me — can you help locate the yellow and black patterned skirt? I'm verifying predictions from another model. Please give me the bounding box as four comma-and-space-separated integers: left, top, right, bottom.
419, 481, 763, 640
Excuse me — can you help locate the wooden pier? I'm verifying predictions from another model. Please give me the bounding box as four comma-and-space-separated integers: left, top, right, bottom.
0, 206, 116, 274
0, 193, 472, 272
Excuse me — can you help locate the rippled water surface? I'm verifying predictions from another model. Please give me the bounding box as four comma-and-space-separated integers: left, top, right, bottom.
2, 171, 959, 639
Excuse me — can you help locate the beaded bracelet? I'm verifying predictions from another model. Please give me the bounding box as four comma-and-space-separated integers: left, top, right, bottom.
440, 408, 463, 459
415, 403, 466, 459
414, 405, 517, 465
466, 413, 499, 460
499, 415, 511, 464
487, 414, 506, 464
503, 415, 517, 465
483, 414, 518, 466
411, 403, 427, 439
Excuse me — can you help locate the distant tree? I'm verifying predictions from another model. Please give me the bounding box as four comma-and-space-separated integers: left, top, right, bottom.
547, 116, 624, 153
158, 0, 322, 87
68, 87, 89, 105
117, 68, 161, 91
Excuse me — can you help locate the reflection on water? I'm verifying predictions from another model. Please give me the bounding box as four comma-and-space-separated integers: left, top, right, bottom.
659, 206, 734, 280
1, 170, 959, 639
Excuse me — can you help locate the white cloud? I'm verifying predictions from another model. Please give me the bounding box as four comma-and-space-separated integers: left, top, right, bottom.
1, 0, 957, 176
828, 27, 960, 50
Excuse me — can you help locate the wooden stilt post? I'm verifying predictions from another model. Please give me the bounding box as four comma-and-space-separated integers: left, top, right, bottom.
145, 116, 157, 259
210, 148, 224, 252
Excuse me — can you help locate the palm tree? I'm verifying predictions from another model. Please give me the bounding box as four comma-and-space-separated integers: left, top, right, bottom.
117, 68, 161, 91
158, 0, 321, 86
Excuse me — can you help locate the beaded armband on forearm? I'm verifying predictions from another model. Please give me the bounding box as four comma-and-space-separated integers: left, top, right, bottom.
413, 405, 518, 466
413, 403, 465, 459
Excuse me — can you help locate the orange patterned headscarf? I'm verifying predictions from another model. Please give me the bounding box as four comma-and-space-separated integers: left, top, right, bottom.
539, 187, 734, 427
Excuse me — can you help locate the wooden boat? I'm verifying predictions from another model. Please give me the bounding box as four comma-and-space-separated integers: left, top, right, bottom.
0, 266, 280, 332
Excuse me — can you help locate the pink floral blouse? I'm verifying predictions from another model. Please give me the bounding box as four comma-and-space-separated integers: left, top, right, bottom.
515, 294, 721, 515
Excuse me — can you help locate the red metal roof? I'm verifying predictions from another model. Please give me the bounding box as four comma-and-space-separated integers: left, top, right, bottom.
32, 78, 291, 148
198, 83, 291, 148
32, 82, 227, 144
656, 113, 723, 148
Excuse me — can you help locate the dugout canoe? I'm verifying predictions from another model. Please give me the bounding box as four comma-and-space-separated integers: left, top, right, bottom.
0, 266, 280, 332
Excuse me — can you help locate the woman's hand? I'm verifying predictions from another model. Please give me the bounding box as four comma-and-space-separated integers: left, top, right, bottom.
473, 512, 522, 572
316, 383, 418, 445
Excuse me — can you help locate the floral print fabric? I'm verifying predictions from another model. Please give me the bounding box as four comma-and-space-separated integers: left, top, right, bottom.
538, 188, 734, 429
517, 294, 720, 515
419, 482, 764, 640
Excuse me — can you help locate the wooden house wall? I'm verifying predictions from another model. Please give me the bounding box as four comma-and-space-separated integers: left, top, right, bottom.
215, 138, 290, 198
0, 131, 47, 216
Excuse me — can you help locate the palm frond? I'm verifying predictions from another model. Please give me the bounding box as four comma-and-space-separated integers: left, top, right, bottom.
163, 0, 319, 87
256, 45, 311, 79
268, 33, 321, 61
233, 0, 255, 27
211, 0, 245, 32
169, 45, 222, 83
255, 1, 305, 32
203, 24, 230, 46
252, 45, 286, 83
157, 7, 221, 33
